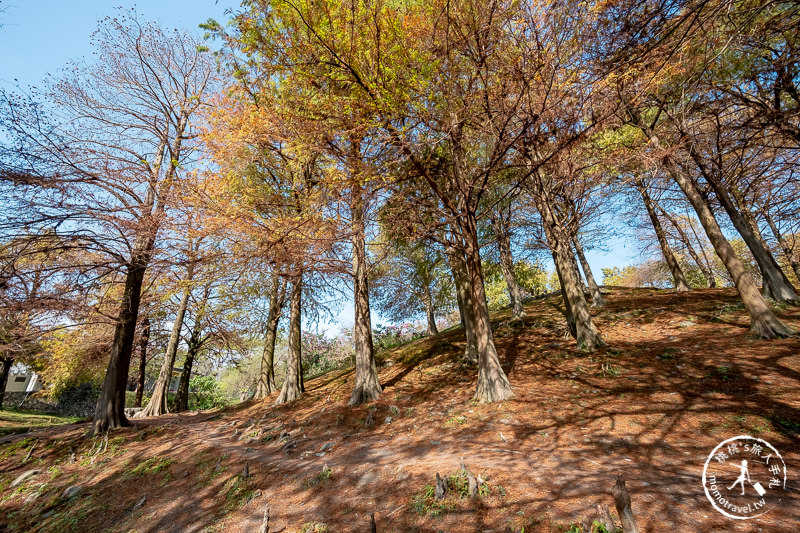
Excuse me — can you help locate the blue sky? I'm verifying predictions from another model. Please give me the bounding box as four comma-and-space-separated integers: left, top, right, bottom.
0, 1, 234, 89
0, 1, 637, 334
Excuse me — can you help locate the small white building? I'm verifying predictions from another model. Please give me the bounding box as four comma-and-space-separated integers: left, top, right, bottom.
4, 365, 42, 393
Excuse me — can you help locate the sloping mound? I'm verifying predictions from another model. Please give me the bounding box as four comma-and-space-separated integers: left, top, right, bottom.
1, 288, 799, 532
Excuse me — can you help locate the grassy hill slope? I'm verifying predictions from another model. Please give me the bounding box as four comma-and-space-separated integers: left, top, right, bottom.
1, 287, 799, 532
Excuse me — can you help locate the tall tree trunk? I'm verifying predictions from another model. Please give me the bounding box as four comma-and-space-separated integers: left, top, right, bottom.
680, 126, 798, 302
138, 285, 191, 417
657, 206, 716, 287
741, 203, 798, 294
763, 210, 800, 282
134, 318, 150, 408
254, 277, 285, 400
461, 214, 513, 402
174, 320, 203, 413
423, 285, 439, 336
275, 273, 303, 405
349, 191, 382, 405
573, 237, 606, 307
92, 260, 147, 435
628, 107, 792, 337
717, 183, 797, 301
553, 255, 577, 338
454, 284, 466, 329
536, 194, 603, 350
446, 244, 479, 364
491, 212, 526, 320
634, 179, 691, 291
0, 356, 13, 409
552, 235, 603, 350
571, 252, 588, 294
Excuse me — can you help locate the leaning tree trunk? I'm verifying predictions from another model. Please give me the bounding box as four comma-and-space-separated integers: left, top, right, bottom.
134, 317, 150, 408
461, 215, 513, 402
708, 176, 798, 302
446, 244, 479, 364
674, 173, 792, 336
492, 213, 526, 321
0, 356, 13, 409
553, 256, 577, 338
763, 210, 800, 282
349, 191, 382, 405
677, 122, 798, 302
174, 320, 203, 413
635, 179, 691, 291
628, 108, 793, 338
138, 285, 191, 417
537, 196, 603, 351
658, 206, 716, 288
554, 238, 603, 350
254, 277, 285, 400
424, 286, 439, 336
275, 273, 303, 405
92, 260, 147, 435
573, 237, 606, 307
741, 203, 798, 297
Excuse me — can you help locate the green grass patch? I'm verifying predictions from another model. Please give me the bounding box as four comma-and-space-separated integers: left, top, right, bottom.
125, 456, 174, 484
0, 409, 81, 437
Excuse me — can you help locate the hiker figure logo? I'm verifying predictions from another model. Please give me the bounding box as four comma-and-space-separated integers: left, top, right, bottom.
702, 435, 787, 520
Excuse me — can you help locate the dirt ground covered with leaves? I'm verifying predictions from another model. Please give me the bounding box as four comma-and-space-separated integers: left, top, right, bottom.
1, 287, 799, 532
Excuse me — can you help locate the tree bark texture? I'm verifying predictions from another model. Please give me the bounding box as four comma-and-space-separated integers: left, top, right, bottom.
634, 179, 691, 291
537, 195, 603, 351
174, 319, 202, 413
91, 260, 147, 435
763, 210, 800, 282
134, 318, 150, 408
689, 146, 800, 303
138, 285, 191, 417
573, 237, 606, 306
461, 215, 513, 402
349, 191, 382, 405
446, 243, 479, 364
657, 206, 716, 287
0, 356, 13, 409
254, 277, 285, 400
275, 274, 303, 405
491, 212, 526, 320
424, 287, 439, 336
628, 107, 793, 338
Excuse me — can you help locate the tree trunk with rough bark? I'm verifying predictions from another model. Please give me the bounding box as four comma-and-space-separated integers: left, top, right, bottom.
275, 274, 303, 405
138, 285, 191, 417
573, 237, 606, 307
174, 320, 202, 413
764, 210, 800, 282
491, 212, 526, 320
0, 356, 13, 409
554, 239, 603, 350
708, 176, 798, 302
254, 277, 285, 400
349, 191, 382, 405
461, 216, 513, 402
446, 244, 479, 364
537, 195, 603, 351
627, 107, 793, 337
91, 260, 147, 435
134, 318, 150, 408
657, 206, 716, 287
424, 288, 439, 336
553, 255, 577, 338
634, 179, 691, 291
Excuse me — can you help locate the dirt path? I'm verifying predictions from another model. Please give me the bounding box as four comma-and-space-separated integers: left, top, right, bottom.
1, 288, 799, 532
